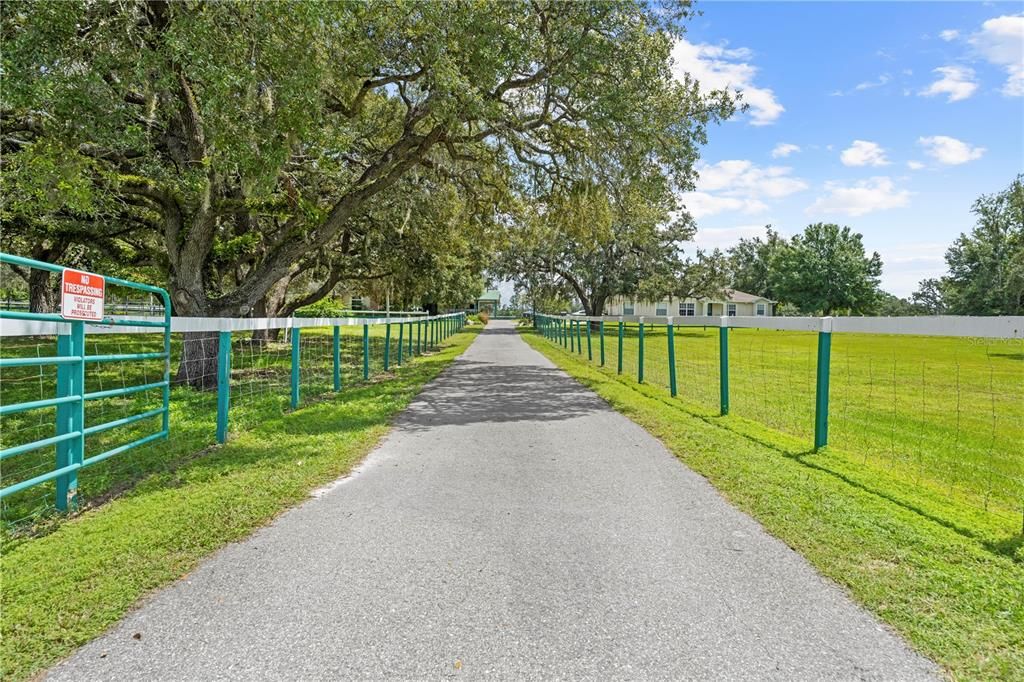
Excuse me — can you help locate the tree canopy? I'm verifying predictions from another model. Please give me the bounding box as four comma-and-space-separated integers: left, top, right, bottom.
916, 175, 1024, 316
2, 0, 722, 321
726, 224, 882, 315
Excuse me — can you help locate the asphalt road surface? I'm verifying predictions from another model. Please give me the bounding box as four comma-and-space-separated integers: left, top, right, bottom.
49, 320, 937, 681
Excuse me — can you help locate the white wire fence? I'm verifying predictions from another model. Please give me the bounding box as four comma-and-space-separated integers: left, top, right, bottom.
535, 313, 1024, 536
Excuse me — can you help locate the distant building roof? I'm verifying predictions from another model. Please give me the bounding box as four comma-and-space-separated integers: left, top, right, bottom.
725, 289, 773, 303
478, 289, 501, 302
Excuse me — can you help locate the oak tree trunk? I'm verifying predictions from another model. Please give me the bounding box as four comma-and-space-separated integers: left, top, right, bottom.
28, 268, 56, 313
174, 331, 219, 390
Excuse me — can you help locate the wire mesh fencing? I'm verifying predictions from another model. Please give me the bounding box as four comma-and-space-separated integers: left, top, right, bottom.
534, 313, 1024, 533
1, 313, 466, 531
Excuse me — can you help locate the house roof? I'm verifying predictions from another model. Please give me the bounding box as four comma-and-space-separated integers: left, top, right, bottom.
725, 289, 773, 304
477, 289, 501, 302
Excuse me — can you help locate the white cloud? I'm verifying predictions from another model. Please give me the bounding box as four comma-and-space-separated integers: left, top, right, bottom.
806, 177, 911, 217
939, 29, 960, 41
918, 135, 986, 165
771, 143, 800, 158
919, 65, 978, 101
907, 160, 925, 170
696, 160, 808, 198
969, 14, 1024, 96
681, 159, 807, 219
840, 140, 890, 167
855, 73, 891, 91
688, 225, 771, 251
671, 38, 784, 125
680, 192, 768, 219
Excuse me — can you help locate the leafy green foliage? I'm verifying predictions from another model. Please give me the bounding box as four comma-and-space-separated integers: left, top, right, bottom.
497, 172, 731, 315
729, 224, 882, 315
2, 0, 721, 323
923, 175, 1024, 316
725, 226, 785, 301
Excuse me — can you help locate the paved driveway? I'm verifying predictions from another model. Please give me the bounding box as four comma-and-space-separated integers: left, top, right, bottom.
49, 320, 937, 680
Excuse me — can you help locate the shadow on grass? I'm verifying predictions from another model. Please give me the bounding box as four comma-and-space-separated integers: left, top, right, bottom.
527, 329, 1024, 564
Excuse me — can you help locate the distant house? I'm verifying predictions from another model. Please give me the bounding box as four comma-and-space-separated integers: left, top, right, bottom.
606, 289, 774, 317
336, 290, 376, 311
468, 289, 501, 314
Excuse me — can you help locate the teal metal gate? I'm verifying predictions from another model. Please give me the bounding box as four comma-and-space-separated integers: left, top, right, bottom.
0, 253, 171, 511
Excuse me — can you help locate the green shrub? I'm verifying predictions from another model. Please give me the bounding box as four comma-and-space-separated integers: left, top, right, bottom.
294, 299, 345, 318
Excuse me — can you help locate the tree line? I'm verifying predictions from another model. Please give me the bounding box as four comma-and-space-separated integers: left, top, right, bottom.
502, 175, 1023, 318
2, 0, 737, 384
725, 175, 1023, 316
3, 1, 1017, 381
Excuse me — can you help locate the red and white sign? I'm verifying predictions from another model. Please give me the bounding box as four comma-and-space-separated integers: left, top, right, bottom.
61, 269, 106, 321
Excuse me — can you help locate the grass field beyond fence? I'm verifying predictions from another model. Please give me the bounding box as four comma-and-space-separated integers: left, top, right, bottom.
543, 318, 1023, 541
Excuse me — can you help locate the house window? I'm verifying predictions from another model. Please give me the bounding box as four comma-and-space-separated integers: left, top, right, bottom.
756, 302, 766, 316
706, 302, 713, 316
350, 297, 364, 311
678, 302, 696, 316
727, 303, 737, 317
623, 301, 634, 315
656, 302, 667, 316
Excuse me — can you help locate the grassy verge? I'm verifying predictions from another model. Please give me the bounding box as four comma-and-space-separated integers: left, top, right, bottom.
522, 328, 1023, 681
0, 327, 479, 681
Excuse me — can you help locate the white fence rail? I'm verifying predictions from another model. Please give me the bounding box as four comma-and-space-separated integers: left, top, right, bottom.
546, 314, 1024, 339
0, 312, 460, 337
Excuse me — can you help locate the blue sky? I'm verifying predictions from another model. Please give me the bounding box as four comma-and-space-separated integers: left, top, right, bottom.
675, 1, 1024, 297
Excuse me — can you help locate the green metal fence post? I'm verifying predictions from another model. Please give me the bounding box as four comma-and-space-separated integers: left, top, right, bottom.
586, 320, 592, 359
363, 323, 370, 380
216, 331, 232, 443
569, 320, 575, 352
333, 326, 342, 391
667, 319, 677, 397
397, 321, 404, 365
814, 318, 833, 451
383, 323, 391, 371
599, 320, 605, 366
290, 327, 301, 409
638, 318, 645, 383
617, 318, 624, 374
54, 330, 79, 511
719, 320, 729, 416
408, 321, 414, 356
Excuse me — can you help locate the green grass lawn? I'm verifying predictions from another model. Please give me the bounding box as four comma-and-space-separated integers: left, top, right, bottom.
0, 325, 478, 681
1, 321, 446, 527
524, 326, 1024, 681
553, 321, 1024, 537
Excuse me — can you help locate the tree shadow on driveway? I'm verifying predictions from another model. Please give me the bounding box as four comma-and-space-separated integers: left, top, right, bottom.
397, 358, 607, 430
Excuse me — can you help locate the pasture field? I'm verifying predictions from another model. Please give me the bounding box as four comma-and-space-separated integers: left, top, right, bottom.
564, 322, 1023, 538
0, 322, 438, 529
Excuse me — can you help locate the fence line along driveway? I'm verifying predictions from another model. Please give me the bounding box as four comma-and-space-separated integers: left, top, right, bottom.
48, 320, 937, 681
